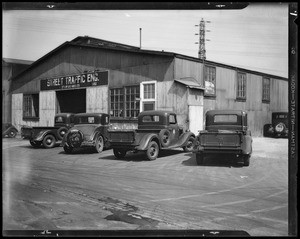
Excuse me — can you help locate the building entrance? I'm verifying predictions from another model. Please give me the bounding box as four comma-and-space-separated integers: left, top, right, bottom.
56, 89, 86, 113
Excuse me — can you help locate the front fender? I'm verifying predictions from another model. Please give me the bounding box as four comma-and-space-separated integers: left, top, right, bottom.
136, 133, 159, 151
178, 132, 195, 147
34, 130, 53, 141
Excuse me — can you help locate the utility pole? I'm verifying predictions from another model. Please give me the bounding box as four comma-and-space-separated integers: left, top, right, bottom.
195, 18, 211, 60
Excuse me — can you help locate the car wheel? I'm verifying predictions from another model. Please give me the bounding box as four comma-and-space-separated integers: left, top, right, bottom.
183, 136, 195, 152
146, 141, 159, 161
8, 129, 18, 138
94, 135, 104, 153
113, 148, 127, 159
159, 129, 171, 147
64, 145, 73, 154
243, 155, 250, 167
195, 153, 204, 165
43, 134, 56, 148
57, 127, 68, 140
30, 139, 42, 148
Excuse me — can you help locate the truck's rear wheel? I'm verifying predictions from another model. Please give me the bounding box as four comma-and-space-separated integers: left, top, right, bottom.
159, 129, 171, 147
195, 153, 204, 165
113, 148, 127, 159
243, 155, 250, 167
57, 127, 68, 140
43, 134, 56, 148
146, 141, 159, 161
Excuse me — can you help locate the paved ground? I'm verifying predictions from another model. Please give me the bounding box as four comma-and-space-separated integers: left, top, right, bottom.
2, 136, 289, 236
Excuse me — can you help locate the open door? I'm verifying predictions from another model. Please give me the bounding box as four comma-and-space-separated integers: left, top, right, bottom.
188, 105, 203, 134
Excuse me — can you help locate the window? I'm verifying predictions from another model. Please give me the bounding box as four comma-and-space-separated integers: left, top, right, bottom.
169, 114, 177, 124
110, 85, 140, 118
140, 81, 157, 111
204, 65, 216, 97
236, 72, 246, 100
23, 94, 39, 119
262, 77, 270, 103
214, 115, 237, 123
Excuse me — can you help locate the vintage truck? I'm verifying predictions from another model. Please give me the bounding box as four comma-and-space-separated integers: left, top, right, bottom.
108, 110, 195, 161
21, 113, 75, 148
193, 110, 252, 166
2, 123, 18, 138
62, 113, 110, 154
263, 112, 288, 138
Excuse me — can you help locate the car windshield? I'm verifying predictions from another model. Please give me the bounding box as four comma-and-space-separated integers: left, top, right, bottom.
55, 116, 66, 123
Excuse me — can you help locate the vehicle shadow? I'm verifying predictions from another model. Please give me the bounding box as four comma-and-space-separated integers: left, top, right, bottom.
58, 147, 111, 155
182, 153, 244, 168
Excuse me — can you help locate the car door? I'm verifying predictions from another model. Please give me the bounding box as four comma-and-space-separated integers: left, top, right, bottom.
168, 114, 180, 144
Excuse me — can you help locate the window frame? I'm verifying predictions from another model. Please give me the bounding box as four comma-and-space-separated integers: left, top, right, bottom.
140, 81, 157, 112
236, 71, 247, 101
262, 77, 270, 103
204, 65, 216, 98
110, 84, 140, 119
23, 93, 39, 120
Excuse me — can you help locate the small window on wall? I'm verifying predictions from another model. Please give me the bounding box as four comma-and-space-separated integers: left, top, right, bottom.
140, 81, 157, 111
236, 72, 247, 101
110, 85, 140, 118
204, 65, 216, 97
23, 94, 39, 119
262, 77, 270, 103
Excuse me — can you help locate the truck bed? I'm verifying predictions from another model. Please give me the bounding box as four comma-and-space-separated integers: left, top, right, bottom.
199, 130, 242, 148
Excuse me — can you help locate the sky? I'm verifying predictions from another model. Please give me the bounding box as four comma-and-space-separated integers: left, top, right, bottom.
3, 2, 289, 78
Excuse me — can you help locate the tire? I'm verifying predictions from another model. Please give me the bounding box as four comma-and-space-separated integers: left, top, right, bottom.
64, 145, 73, 154
94, 135, 104, 153
57, 127, 68, 140
243, 155, 250, 167
195, 153, 204, 165
183, 136, 195, 152
159, 129, 171, 147
8, 129, 17, 138
113, 148, 127, 159
146, 141, 159, 161
67, 130, 83, 148
30, 139, 42, 148
274, 122, 286, 134
42, 134, 56, 148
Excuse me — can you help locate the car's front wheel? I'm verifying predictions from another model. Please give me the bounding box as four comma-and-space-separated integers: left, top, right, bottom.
183, 136, 195, 152
146, 141, 159, 161
94, 135, 104, 153
43, 134, 56, 148
113, 148, 127, 159
8, 129, 18, 138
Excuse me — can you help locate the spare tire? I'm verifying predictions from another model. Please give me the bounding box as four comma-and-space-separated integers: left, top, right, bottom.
67, 130, 83, 148
159, 129, 171, 147
57, 127, 68, 140
274, 122, 286, 133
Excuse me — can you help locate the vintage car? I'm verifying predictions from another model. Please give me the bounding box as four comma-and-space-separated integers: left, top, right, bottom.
62, 113, 110, 154
108, 110, 195, 161
2, 123, 18, 138
193, 110, 252, 166
263, 112, 288, 138
21, 113, 75, 148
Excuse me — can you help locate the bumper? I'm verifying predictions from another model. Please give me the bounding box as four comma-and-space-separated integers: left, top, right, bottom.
193, 145, 243, 154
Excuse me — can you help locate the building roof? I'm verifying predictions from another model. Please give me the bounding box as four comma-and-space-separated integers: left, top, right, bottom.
10, 35, 288, 82
2, 58, 33, 65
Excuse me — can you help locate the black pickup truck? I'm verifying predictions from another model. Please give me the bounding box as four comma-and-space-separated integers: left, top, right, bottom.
108, 110, 195, 161
21, 113, 75, 148
193, 110, 252, 166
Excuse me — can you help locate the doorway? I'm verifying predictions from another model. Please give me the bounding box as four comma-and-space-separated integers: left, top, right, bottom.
56, 89, 86, 113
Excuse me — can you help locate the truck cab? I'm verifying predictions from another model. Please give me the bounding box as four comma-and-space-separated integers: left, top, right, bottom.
193, 110, 252, 166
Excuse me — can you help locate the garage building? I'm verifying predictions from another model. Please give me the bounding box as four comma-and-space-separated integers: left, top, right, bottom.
9, 36, 288, 136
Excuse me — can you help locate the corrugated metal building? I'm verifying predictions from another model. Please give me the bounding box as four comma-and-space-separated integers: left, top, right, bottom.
9, 36, 288, 136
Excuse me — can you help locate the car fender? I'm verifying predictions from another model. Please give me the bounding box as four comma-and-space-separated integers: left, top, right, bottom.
136, 133, 159, 151
34, 130, 55, 142
241, 134, 252, 155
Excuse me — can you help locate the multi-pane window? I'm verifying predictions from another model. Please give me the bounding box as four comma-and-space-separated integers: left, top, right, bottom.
236, 72, 247, 100
204, 65, 216, 96
110, 85, 140, 118
23, 94, 39, 118
262, 77, 270, 103
141, 81, 156, 111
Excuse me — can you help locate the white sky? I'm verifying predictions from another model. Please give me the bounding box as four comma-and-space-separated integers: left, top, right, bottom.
3, 2, 289, 78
